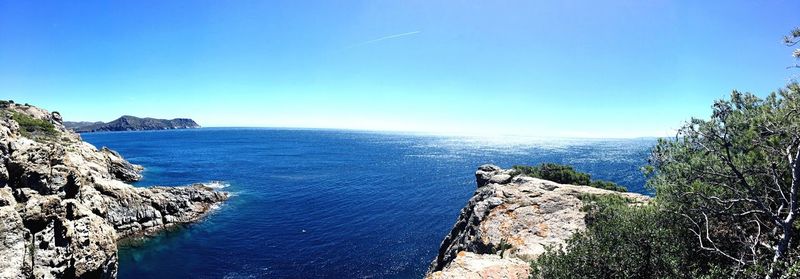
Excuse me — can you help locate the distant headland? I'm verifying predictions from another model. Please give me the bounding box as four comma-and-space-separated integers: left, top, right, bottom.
64, 115, 200, 133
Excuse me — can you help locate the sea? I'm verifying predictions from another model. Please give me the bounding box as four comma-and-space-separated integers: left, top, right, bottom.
80, 128, 655, 278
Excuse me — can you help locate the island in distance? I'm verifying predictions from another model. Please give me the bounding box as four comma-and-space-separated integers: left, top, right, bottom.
64, 115, 200, 133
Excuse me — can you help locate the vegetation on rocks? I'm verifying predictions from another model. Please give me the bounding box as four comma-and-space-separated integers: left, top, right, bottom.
532, 195, 713, 279
531, 28, 800, 279
511, 163, 627, 192
426, 165, 649, 278
646, 83, 800, 278
8, 110, 57, 139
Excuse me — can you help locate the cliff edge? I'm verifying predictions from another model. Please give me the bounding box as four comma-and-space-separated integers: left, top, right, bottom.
0, 103, 227, 279
426, 164, 648, 279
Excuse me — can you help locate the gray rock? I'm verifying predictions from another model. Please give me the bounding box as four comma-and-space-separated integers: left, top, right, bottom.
0, 104, 227, 278
487, 174, 511, 185
100, 147, 143, 182
0, 188, 26, 279
50, 112, 62, 125
475, 164, 502, 187
426, 252, 531, 279
426, 166, 649, 278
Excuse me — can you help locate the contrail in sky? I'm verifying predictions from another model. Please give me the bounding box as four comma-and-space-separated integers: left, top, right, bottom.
347, 31, 421, 49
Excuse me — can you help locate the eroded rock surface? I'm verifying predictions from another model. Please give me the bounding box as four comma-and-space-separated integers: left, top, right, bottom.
426, 251, 530, 279
426, 164, 648, 279
0, 103, 227, 278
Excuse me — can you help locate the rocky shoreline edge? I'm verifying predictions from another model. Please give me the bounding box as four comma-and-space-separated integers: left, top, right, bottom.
0, 103, 227, 279
425, 164, 648, 279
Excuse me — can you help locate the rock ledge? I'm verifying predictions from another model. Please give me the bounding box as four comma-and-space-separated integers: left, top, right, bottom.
426, 164, 648, 279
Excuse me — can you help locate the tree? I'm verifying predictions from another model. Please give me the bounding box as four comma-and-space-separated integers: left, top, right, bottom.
648, 84, 800, 278
531, 195, 702, 279
785, 27, 800, 69
511, 163, 627, 191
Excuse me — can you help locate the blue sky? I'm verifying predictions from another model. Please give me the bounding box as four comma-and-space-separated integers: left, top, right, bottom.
1, 1, 798, 137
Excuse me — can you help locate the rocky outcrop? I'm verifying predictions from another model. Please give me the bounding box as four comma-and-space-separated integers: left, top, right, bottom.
65, 116, 200, 133
426, 164, 648, 279
0, 103, 227, 278
100, 147, 143, 182
426, 251, 531, 279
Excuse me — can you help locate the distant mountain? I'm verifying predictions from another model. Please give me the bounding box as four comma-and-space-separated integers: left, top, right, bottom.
65, 115, 200, 133
63, 121, 104, 130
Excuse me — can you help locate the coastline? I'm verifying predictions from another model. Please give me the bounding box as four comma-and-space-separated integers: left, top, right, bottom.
0, 103, 227, 278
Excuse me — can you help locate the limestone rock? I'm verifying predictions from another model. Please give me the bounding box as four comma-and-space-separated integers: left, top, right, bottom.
426, 165, 648, 278
475, 164, 503, 187
426, 251, 531, 279
100, 147, 143, 182
0, 188, 27, 279
0, 103, 227, 278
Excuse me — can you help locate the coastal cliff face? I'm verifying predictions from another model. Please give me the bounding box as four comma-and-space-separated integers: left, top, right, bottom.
0, 103, 226, 279
426, 164, 648, 279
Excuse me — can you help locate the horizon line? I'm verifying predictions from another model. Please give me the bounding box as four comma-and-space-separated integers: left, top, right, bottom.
127, 125, 672, 140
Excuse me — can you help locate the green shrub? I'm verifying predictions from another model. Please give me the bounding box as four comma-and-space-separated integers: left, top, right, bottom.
511, 163, 626, 192
532, 29, 800, 278
512, 163, 589, 185
10, 111, 57, 139
590, 180, 627, 192
490, 238, 513, 259
531, 196, 709, 279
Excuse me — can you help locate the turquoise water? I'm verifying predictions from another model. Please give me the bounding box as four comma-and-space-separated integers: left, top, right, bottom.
81, 128, 654, 278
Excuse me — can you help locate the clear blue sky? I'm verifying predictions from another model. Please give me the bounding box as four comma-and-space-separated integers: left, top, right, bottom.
1, 1, 798, 137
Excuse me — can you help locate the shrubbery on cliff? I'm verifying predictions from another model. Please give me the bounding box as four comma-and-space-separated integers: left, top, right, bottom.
531, 28, 800, 279
7, 110, 58, 139
532, 195, 711, 278
511, 163, 627, 192
532, 83, 800, 278
647, 83, 800, 278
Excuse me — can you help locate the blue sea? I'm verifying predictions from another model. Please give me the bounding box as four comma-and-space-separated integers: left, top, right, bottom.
80, 128, 655, 278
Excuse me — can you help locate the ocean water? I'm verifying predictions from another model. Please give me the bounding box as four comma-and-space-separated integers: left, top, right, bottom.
80, 128, 655, 278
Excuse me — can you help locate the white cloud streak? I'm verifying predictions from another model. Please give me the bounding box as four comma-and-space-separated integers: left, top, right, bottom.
347, 31, 421, 49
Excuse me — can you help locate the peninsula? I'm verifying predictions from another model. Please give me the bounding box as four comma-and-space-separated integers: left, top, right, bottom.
64, 115, 200, 133
0, 102, 226, 278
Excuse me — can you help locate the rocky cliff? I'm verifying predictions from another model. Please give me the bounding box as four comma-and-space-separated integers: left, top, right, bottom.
65, 115, 200, 133
426, 165, 648, 279
0, 103, 227, 279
